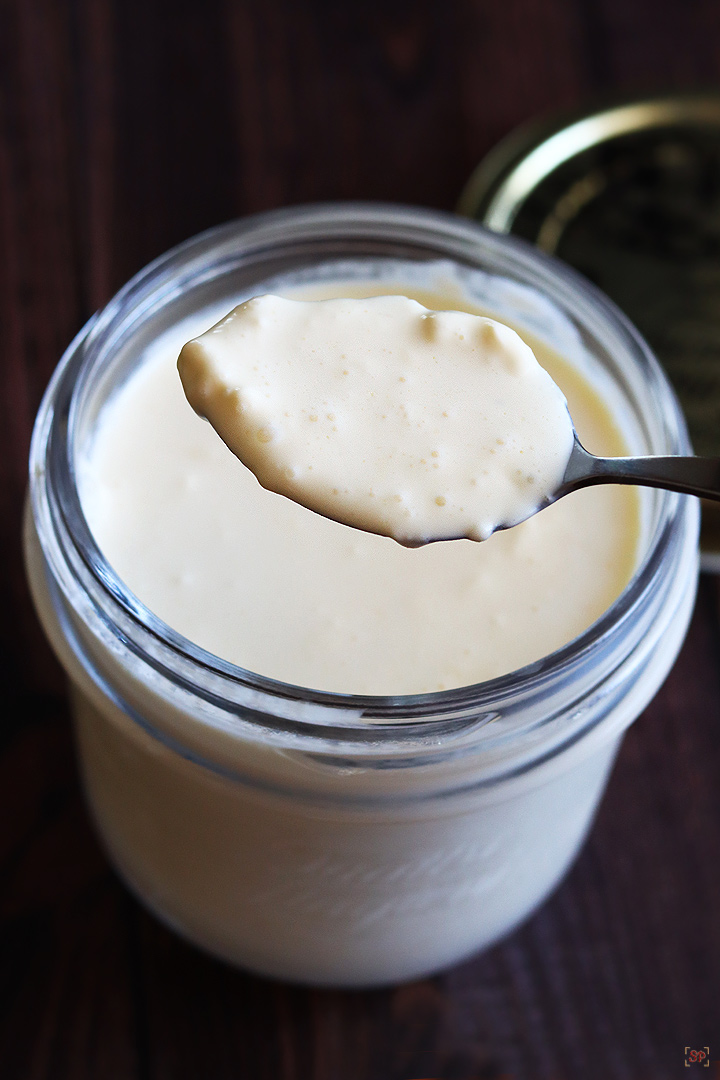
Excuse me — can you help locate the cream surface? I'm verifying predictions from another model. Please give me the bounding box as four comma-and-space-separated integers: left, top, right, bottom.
78, 281, 639, 696
177, 295, 575, 543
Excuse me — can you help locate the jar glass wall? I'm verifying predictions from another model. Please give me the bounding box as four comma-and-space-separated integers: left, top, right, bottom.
25, 204, 699, 987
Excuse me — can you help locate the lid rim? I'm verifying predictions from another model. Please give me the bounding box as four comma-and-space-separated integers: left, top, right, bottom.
458, 91, 720, 228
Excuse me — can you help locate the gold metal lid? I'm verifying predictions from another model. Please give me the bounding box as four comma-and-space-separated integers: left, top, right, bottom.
459, 94, 720, 569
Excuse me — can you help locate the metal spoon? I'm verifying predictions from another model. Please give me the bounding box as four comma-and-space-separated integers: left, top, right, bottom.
346, 434, 720, 546
402, 435, 719, 546
418, 433, 720, 546
552, 433, 720, 504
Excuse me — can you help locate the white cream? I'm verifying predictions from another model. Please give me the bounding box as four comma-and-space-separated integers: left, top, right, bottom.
177, 295, 575, 543
78, 281, 639, 696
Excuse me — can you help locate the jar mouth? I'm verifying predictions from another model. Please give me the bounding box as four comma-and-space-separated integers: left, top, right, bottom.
31, 202, 696, 744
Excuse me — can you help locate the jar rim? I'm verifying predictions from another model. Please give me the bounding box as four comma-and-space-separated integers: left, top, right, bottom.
29, 201, 697, 757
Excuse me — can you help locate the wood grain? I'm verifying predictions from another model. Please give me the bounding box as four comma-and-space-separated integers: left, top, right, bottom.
1, 1, 720, 1077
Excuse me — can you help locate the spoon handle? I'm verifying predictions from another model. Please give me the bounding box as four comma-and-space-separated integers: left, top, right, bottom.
561, 441, 720, 501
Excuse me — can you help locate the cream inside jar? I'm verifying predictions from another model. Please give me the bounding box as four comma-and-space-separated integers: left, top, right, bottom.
78, 260, 640, 696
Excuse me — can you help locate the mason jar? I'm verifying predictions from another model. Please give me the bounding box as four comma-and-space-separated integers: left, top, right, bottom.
24, 204, 699, 987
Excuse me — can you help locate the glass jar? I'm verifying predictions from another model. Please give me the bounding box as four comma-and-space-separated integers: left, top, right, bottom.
25, 203, 699, 987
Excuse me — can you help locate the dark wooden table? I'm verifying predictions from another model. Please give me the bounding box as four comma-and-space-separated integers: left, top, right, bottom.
2, 2, 720, 1077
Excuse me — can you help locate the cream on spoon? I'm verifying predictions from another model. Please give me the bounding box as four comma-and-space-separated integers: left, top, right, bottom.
177, 294, 576, 544
178, 292, 720, 544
